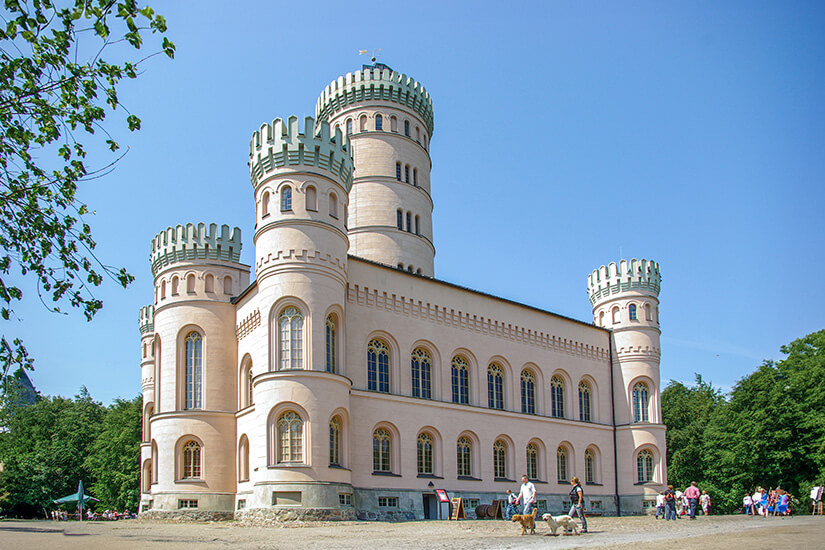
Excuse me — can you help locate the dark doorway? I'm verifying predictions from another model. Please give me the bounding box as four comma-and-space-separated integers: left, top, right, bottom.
423, 494, 437, 519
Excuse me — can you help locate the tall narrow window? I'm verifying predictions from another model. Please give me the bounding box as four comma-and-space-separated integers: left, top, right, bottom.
396, 162, 401, 181
171, 276, 179, 295
488, 363, 504, 409
390, 116, 398, 132
346, 119, 353, 135
645, 303, 652, 321
411, 348, 431, 399
182, 440, 201, 479
306, 186, 317, 211
329, 416, 341, 466
577, 381, 592, 421
359, 115, 367, 132
632, 382, 650, 422
585, 449, 595, 484
404, 120, 410, 136
240, 360, 253, 409
184, 332, 202, 410
637, 449, 653, 483
416, 127, 420, 142
160, 280, 166, 300
223, 276, 232, 295
278, 307, 303, 370
238, 436, 249, 482
493, 440, 507, 479
413, 168, 418, 186
415, 215, 420, 235
612, 306, 619, 324
325, 315, 337, 373
417, 433, 433, 475
404, 165, 410, 183
277, 411, 303, 463
375, 114, 383, 130
526, 443, 538, 480
550, 376, 565, 418
280, 186, 292, 211
367, 339, 390, 393
397, 209, 403, 229
629, 303, 638, 320
204, 274, 214, 293
329, 192, 338, 218
186, 274, 195, 294
262, 191, 270, 217
598, 310, 605, 326
520, 370, 536, 414
373, 428, 391, 472
451, 356, 469, 405
247, 366, 253, 407
557, 447, 567, 482
457, 437, 472, 477
406, 211, 412, 232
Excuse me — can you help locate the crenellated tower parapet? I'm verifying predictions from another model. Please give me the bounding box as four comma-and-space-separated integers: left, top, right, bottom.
587, 259, 661, 307
139, 304, 155, 334
249, 116, 353, 191
315, 64, 434, 134
150, 223, 242, 277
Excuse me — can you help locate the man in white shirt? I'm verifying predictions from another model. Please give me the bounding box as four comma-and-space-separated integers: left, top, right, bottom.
674, 488, 684, 518
516, 475, 536, 515
743, 494, 753, 515
655, 492, 666, 519
752, 489, 762, 516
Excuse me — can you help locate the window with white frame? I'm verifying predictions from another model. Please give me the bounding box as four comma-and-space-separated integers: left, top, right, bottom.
278, 307, 303, 370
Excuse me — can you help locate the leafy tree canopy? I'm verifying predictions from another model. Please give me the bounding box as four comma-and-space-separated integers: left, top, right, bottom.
0, 0, 174, 381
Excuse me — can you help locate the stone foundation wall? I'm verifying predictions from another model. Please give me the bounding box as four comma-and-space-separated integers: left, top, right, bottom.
139, 510, 234, 522
235, 507, 356, 525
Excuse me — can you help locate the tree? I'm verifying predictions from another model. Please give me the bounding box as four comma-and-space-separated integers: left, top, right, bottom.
0, 1, 174, 382
84, 395, 141, 511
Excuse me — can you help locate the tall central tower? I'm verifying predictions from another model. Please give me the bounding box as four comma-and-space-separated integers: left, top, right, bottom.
316, 64, 435, 277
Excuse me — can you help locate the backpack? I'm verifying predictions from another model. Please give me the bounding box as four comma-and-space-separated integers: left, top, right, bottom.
569, 484, 583, 506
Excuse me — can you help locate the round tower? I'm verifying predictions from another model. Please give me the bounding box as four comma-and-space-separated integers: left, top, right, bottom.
315, 63, 435, 276
587, 259, 666, 512
144, 222, 251, 517
138, 304, 155, 512
242, 115, 355, 519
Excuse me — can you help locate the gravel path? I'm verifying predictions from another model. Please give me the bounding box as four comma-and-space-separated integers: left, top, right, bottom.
1, 514, 823, 549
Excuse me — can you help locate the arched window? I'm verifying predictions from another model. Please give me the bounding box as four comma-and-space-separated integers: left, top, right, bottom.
262, 191, 270, 217
404, 120, 410, 136
493, 440, 507, 479
346, 119, 353, 135
277, 411, 303, 463
396, 209, 403, 229
238, 436, 249, 482
579, 381, 591, 422
280, 186, 292, 211
457, 437, 472, 477
306, 186, 317, 211
142, 459, 152, 492
645, 303, 652, 321
186, 274, 195, 294
184, 332, 202, 410
413, 168, 418, 186
223, 276, 232, 295
629, 303, 637, 321
160, 280, 166, 300
612, 306, 619, 324
240, 359, 253, 409
375, 114, 383, 130
329, 416, 341, 466
406, 211, 412, 232
451, 356, 469, 405
416, 126, 420, 142
204, 274, 214, 293
526, 443, 538, 480
359, 115, 367, 132
487, 363, 504, 409
404, 164, 410, 183
520, 370, 536, 414
329, 192, 338, 218
598, 310, 604, 326
417, 433, 433, 475
411, 348, 431, 399
637, 449, 654, 483
246, 366, 253, 407
556, 446, 567, 482
171, 276, 179, 295
390, 116, 398, 132
585, 449, 595, 484
142, 404, 154, 442
632, 382, 650, 422
550, 376, 564, 418
182, 440, 201, 479
415, 215, 420, 235
395, 162, 402, 181
278, 307, 303, 370
367, 339, 390, 393
372, 428, 391, 472
325, 315, 337, 373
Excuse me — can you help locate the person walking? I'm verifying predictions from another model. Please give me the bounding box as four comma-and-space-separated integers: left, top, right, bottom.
504, 489, 519, 520
516, 475, 536, 516
569, 477, 588, 533
655, 491, 665, 519
664, 485, 677, 521
684, 482, 701, 519
700, 491, 711, 516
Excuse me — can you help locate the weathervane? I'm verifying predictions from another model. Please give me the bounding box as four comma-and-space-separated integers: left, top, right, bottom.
358, 48, 382, 64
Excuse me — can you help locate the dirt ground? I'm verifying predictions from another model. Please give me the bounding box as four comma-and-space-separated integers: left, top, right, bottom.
0, 514, 823, 549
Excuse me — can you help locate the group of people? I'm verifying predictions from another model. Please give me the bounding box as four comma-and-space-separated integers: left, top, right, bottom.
655, 482, 711, 520
49, 508, 135, 521
743, 487, 791, 516
503, 475, 588, 533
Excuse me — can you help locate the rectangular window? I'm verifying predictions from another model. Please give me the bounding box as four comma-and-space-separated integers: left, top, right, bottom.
178, 499, 198, 509
643, 499, 656, 509
591, 500, 603, 510
404, 165, 409, 183
537, 500, 548, 514
396, 163, 401, 181
339, 493, 353, 506
378, 496, 398, 508
465, 498, 480, 510
406, 212, 412, 233
404, 121, 410, 136
272, 491, 302, 506
397, 210, 403, 230
237, 499, 246, 510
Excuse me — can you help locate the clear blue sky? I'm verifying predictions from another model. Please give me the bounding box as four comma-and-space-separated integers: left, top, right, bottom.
8, 1, 825, 402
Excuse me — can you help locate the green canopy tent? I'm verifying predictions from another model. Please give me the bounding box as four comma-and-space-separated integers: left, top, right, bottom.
52, 481, 98, 520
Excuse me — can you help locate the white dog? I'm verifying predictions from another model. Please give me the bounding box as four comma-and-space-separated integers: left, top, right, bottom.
542, 513, 580, 536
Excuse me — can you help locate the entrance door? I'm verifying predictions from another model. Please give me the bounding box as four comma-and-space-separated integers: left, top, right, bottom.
423, 494, 437, 519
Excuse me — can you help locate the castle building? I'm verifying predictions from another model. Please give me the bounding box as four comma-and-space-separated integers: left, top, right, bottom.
138, 64, 666, 520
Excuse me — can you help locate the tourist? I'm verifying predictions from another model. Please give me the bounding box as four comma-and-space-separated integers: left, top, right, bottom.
504, 489, 519, 520
684, 482, 701, 519
674, 487, 683, 518
700, 491, 711, 516
743, 493, 753, 515
569, 477, 588, 532
655, 491, 665, 519
760, 489, 769, 517
516, 475, 536, 515
664, 485, 677, 521
751, 487, 763, 516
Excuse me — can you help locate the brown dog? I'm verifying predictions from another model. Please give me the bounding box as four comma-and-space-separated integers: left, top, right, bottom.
510, 508, 538, 535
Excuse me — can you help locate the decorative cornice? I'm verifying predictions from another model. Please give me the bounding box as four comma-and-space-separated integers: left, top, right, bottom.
150, 223, 242, 277
587, 259, 661, 306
